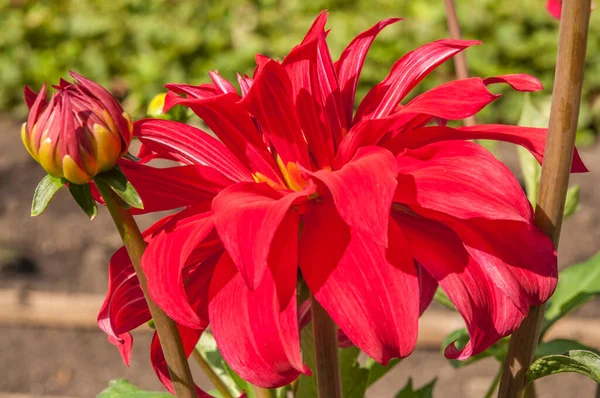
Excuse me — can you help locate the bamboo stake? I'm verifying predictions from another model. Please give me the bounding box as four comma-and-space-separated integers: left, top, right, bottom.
442, 0, 476, 126
311, 295, 343, 398
498, 2, 592, 397
95, 180, 197, 398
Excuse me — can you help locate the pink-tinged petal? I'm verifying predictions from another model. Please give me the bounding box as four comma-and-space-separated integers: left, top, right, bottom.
299, 199, 419, 363
209, 253, 306, 388
354, 39, 481, 123
164, 91, 283, 184
150, 327, 213, 397
211, 181, 314, 289
24, 85, 43, 110
134, 119, 254, 182
117, 160, 232, 214
385, 124, 588, 172
416, 264, 437, 315
143, 203, 220, 329
483, 74, 543, 92
108, 333, 133, 366
334, 18, 402, 125
308, 146, 398, 246
547, 0, 562, 19
209, 71, 238, 95
395, 213, 526, 359
283, 38, 335, 168
243, 59, 312, 169
395, 140, 532, 223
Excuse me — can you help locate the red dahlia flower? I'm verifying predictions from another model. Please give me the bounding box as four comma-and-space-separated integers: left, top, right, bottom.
98, 12, 587, 392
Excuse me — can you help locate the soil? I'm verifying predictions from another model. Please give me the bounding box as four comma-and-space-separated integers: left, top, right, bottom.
0, 115, 599, 397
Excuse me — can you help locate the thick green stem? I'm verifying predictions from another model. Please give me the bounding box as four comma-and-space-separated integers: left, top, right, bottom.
192, 348, 233, 398
498, 2, 592, 397
310, 295, 342, 398
96, 179, 197, 398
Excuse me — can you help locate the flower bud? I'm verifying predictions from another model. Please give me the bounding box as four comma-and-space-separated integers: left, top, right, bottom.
21, 72, 133, 184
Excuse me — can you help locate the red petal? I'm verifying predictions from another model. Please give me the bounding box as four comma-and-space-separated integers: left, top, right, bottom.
394, 141, 532, 223
150, 327, 213, 397
134, 118, 254, 182
142, 204, 220, 328
385, 124, 588, 173
24, 85, 43, 110
416, 264, 437, 315
108, 333, 133, 366
164, 91, 283, 184
211, 182, 315, 289
334, 18, 402, 125
243, 59, 312, 169
483, 74, 543, 92
209, 71, 238, 94
354, 39, 480, 123
165, 83, 221, 100
395, 213, 526, 359
299, 199, 419, 363
118, 159, 232, 214
209, 253, 306, 388
308, 146, 398, 246
547, 0, 562, 19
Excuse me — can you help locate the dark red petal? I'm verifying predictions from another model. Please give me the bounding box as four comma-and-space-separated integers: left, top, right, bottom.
243, 59, 312, 169
165, 91, 283, 184
416, 264, 438, 315
211, 182, 314, 289
117, 159, 231, 214
334, 18, 402, 125
308, 146, 398, 246
150, 328, 213, 397
24, 85, 41, 110
385, 124, 588, 173
394, 140, 532, 223
299, 199, 419, 364
395, 213, 526, 359
354, 39, 480, 123
142, 204, 219, 328
134, 118, 254, 182
209, 253, 306, 388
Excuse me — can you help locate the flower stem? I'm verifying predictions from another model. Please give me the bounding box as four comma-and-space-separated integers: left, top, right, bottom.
191, 348, 234, 398
498, 2, 592, 397
254, 387, 275, 398
95, 179, 197, 398
442, 0, 475, 126
310, 295, 342, 398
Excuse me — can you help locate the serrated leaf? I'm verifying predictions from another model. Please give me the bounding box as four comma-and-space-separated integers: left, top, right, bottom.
395, 377, 436, 398
543, 252, 600, 333
528, 350, 600, 383
68, 182, 98, 220
563, 185, 580, 218
365, 358, 402, 386
95, 167, 144, 209
340, 346, 369, 398
31, 174, 66, 216
536, 339, 600, 358
96, 379, 172, 397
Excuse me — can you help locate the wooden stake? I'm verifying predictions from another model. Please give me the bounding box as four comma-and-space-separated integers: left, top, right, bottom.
498, 2, 592, 397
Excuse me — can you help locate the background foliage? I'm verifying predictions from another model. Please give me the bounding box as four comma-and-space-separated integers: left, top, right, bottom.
1, 0, 599, 136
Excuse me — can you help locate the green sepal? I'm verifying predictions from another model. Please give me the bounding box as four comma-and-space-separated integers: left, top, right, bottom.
97, 379, 172, 397
527, 350, 600, 383
68, 182, 98, 220
395, 377, 436, 398
95, 167, 144, 209
31, 174, 66, 216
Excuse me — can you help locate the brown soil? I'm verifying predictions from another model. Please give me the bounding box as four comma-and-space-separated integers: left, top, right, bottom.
1, 116, 598, 397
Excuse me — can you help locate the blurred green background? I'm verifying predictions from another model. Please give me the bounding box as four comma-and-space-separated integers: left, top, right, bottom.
1, 0, 599, 140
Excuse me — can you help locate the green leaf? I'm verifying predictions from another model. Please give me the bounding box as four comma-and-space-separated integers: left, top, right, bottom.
543, 251, 600, 333
295, 325, 317, 398
95, 167, 144, 209
395, 377, 436, 398
340, 346, 369, 398
433, 288, 456, 311
536, 339, 600, 358
528, 350, 600, 383
31, 174, 66, 216
195, 333, 244, 396
365, 358, 402, 386
96, 379, 172, 397
563, 185, 580, 218
68, 183, 98, 220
